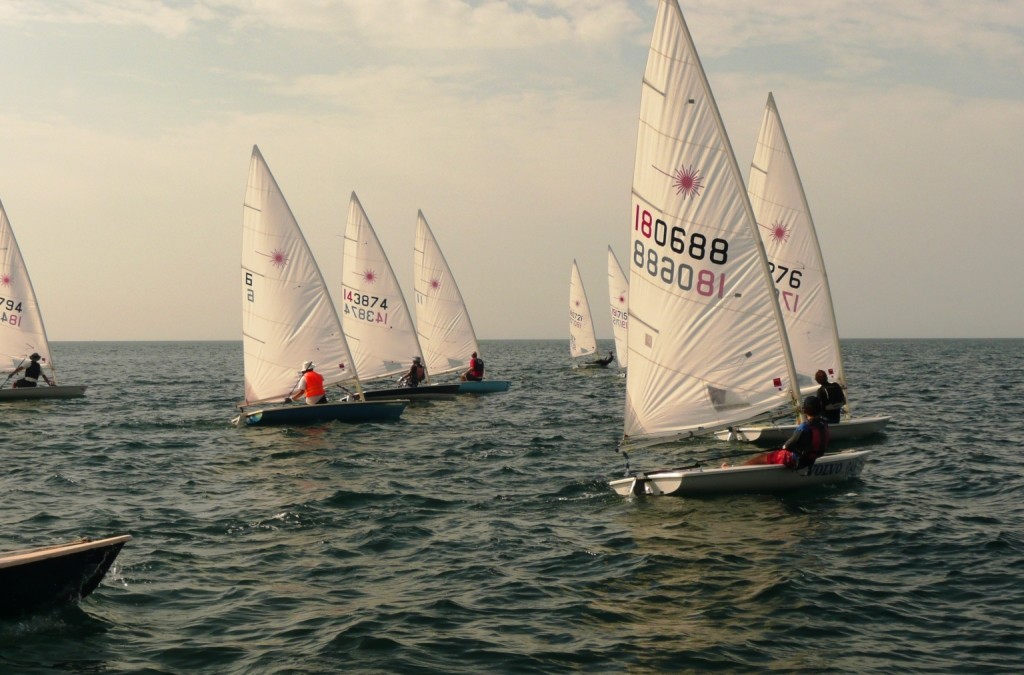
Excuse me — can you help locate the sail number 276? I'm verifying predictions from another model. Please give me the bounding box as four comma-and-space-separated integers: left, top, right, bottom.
634, 206, 729, 298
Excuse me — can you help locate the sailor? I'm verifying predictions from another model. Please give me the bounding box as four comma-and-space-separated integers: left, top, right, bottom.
288, 361, 327, 404
401, 357, 426, 388
10, 353, 54, 388
592, 351, 615, 367
733, 397, 830, 471
461, 352, 484, 382
814, 369, 846, 424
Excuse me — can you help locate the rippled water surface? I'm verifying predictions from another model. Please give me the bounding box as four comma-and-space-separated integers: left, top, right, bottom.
2, 339, 1022, 673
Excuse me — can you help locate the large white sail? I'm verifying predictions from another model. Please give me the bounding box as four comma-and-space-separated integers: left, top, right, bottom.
0, 199, 55, 378
623, 0, 799, 447
341, 193, 423, 382
606, 246, 629, 369
413, 211, 479, 377
749, 93, 843, 396
241, 146, 357, 405
568, 260, 598, 360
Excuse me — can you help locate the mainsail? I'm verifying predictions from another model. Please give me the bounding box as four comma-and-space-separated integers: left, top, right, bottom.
748, 93, 843, 397
568, 260, 598, 360
413, 211, 479, 377
606, 246, 629, 369
0, 199, 55, 378
341, 193, 423, 382
623, 0, 800, 447
241, 146, 357, 405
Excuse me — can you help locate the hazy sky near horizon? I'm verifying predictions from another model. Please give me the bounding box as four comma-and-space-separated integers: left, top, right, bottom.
1, 0, 1022, 342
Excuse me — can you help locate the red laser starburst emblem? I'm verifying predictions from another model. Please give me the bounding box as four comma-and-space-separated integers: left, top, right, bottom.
769, 221, 790, 243
362, 270, 377, 283
673, 165, 704, 198
429, 278, 441, 291
269, 249, 288, 267
1, 273, 10, 286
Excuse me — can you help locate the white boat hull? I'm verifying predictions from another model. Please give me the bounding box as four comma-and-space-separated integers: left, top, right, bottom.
610, 449, 870, 497
713, 416, 891, 444
0, 385, 87, 400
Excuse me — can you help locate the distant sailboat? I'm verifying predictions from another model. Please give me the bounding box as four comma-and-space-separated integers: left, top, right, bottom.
714, 94, 890, 443
606, 246, 629, 370
609, 0, 869, 497
340, 194, 459, 401
413, 211, 509, 393
569, 260, 607, 368
235, 146, 407, 426
0, 198, 86, 400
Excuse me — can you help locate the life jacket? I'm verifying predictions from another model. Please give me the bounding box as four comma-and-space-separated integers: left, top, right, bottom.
415, 365, 425, 381
303, 370, 325, 398
470, 357, 484, 377
796, 418, 830, 469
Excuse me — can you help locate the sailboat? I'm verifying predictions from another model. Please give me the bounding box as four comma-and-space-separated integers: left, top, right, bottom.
569, 260, 607, 368
340, 194, 459, 401
609, 0, 869, 497
606, 246, 629, 370
0, 199, 86, 400
413, 211, 510, 393
0, 535, 131, 618
713, 93, 890, 443
235, 146, 407, 426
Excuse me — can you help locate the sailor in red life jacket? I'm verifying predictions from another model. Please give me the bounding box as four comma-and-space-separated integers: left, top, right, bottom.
288, 361, 328, 404
460, 352, 484, 382
731, 396, 830, 471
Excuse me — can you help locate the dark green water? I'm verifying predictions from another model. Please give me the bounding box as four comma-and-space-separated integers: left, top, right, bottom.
1, 339, 1022, 673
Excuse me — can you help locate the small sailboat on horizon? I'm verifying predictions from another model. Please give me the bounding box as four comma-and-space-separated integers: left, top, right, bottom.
235, 146, 407, 426
606, 246, 629, 372
609, 0, 869, 497
0, 198, 86, 400
569, 259, 610, 369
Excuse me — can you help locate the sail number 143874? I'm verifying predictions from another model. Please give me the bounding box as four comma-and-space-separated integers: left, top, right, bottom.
633, 206, 730, 298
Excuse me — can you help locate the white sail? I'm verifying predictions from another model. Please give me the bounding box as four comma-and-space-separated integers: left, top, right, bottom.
748, 93, 843, 397
0, 199, 56, 378
241, 146, 357, 405
623, 0, 800, 447
413, 211, 479, 377
606, 246, 629, 369
568, 260, 598, 360
341, 193, 423, 382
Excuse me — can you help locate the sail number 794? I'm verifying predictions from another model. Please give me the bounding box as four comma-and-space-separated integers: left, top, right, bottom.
633, 206, 729, 298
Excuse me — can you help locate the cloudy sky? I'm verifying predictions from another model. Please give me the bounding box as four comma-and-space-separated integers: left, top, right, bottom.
1, 0, 1021, 341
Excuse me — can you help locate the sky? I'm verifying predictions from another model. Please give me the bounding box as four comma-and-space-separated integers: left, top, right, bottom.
1, 0, 1022, 342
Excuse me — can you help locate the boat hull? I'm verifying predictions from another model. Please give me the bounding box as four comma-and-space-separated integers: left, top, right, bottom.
713, 416, 891, 444
235, 400, 407, 426
457, 380, 511, 394
361, 384, 460, 401
0, 385, 87, 400
0, 535, 131, 617
610, 449, 870, 497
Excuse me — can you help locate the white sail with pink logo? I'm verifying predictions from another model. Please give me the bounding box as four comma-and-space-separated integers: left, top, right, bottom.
0, 198, 85, 400
609, 0, 870, 497
606, 246, 629, 370
413, 211, 509, 393
713, 93, 890, 443
235, 146, 406, 425
339, 194, 459, 400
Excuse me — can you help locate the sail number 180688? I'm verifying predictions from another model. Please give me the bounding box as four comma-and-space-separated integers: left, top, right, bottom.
633, 206, 730, 298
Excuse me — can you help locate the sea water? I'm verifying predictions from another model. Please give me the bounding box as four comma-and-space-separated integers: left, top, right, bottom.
1, 339, 1022, 673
